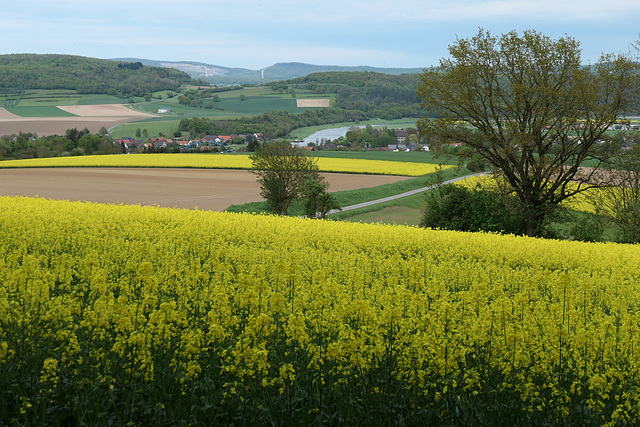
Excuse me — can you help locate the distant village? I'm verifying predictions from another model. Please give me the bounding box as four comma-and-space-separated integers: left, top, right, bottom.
113, 122, 639, 155
113, 127, 429, 153
113, 133, 265, 153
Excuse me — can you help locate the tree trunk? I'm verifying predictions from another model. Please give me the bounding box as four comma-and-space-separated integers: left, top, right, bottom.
524, 211, 542, 238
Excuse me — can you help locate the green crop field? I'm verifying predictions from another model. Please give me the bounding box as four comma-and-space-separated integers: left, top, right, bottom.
310, 149, 455, 164
109, 119, 183, 140
74, 94, 128, 105
4, 106, 77, 117
0, 90, 126, 108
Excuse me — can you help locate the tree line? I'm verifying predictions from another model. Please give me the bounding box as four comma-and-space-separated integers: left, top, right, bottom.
178, 108, 367, 140
0, 128, 116, 160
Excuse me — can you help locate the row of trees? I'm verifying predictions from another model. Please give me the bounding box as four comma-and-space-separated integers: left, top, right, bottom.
0, 128, 116, 160
178, 109, 367, 140
340, 125, 419, 149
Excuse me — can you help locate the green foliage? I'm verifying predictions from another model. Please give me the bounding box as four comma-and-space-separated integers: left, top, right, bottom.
250, 140, 320, 215
300, 177, 341, 219
0, 129, 114, 160
287, 71, 424, 120
568, 214, 605, 242
417, 29, 640, 237
421, 184, 527, 235
0, 54, 196, 97
178, 109, 366, 140
591, 142, 640, 243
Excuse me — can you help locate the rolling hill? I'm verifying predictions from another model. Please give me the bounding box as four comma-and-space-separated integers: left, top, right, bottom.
0, 54, 199, 97
112, 58, 424, 84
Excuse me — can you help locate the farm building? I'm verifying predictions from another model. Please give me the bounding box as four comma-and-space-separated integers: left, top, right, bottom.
157, 107, 172, 114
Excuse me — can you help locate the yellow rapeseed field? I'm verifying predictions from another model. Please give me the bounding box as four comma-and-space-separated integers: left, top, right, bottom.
0, 153, 448, 176
1, 196, 639, 424
456, 174, 599, 213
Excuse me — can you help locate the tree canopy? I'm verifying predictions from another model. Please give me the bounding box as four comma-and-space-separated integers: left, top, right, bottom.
417, 29, 639, 237
0, 54, 197, 97
250, 140, 320, 215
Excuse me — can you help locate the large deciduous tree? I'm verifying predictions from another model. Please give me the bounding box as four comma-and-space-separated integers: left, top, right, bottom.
417, 29, 639, 237
250, 140, 320, 215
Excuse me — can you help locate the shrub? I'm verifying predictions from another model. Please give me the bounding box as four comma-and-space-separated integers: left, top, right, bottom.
421, 184, 526, 234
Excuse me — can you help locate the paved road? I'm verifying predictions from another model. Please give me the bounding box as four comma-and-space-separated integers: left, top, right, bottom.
329, 173, 483, 215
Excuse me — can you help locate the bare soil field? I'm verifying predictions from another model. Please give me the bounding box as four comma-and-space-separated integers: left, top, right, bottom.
296, 99, 330, 108
0, 108, 19, 119
0, 105, 155, 136
56, 104, 154, 117
0, 168, 410, 211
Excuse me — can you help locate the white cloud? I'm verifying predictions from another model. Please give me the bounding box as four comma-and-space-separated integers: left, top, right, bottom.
2, 0, 638, 68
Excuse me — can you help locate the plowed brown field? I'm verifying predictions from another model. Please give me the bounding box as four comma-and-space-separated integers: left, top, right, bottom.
0, 105, 155, 136
0, 168, 410, 211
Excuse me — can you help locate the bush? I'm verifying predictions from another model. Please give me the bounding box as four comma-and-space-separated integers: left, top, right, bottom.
569, 214, 605, 242
421, 184, 526, 235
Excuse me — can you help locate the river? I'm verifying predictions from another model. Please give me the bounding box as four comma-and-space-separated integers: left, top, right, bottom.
299, 125, 386, 146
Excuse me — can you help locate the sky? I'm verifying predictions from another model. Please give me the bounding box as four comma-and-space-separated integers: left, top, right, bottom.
2, 0, 639, 70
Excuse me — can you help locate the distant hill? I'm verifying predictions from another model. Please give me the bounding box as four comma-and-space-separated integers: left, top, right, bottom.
0, 54, 198, 97
112, 58, 424, 84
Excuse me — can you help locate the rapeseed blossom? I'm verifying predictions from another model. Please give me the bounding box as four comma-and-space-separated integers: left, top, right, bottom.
1, 195, 639, 424
0, 153, 448, 176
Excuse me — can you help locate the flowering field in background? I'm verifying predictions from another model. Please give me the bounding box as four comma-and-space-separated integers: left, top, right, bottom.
0, 154, 449, 176
1, 196, 639, 425
456, 174, 598, 213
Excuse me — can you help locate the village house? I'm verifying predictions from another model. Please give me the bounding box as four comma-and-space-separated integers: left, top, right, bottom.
395, 129, 408, 144
216, 135, 233, 144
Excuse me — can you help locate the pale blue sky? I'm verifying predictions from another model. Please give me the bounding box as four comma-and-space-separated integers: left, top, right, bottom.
2, 0, 639, 69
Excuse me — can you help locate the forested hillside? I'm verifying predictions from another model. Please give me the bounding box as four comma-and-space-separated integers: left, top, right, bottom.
274, 71, 424, 119
0, 54, 198, 97
177, 71, 425, 137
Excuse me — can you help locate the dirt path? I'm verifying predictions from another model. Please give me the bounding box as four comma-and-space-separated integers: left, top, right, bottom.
0, 168, 411, 211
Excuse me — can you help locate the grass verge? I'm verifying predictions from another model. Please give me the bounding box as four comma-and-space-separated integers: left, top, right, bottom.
225, 167, 467, 216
